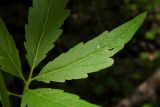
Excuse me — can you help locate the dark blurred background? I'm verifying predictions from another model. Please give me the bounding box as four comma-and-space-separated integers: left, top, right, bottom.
0, 0, 160, 107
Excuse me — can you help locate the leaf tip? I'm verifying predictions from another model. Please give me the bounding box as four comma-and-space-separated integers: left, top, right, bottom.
139, 11, 148, 21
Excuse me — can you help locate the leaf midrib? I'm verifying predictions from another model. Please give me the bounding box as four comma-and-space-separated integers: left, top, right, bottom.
30, 0, 52, 70
35, 45, 112, 79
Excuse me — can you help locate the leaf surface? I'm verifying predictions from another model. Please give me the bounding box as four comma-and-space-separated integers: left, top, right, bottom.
0, 19, 23, 78
25, 0, 70, 69
34, 12, 147, 83
21, 88, 99, 107
0, 71, 10, 107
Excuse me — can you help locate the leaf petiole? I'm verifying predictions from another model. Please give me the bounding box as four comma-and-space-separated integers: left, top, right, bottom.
8, 91, 22, 98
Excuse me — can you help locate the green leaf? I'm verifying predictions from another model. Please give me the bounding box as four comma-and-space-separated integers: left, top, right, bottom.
0, 19, 23, 79
25, 0, 70, 70
0, 93, 1, 101
21, 88, 99, 107
0, 71, 11, 107
34, 12, 147, 83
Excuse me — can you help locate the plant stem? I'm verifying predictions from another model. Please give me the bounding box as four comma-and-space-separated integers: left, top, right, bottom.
0, 71, 11, 107
8, 92, 22, 98
23, 68, 34, 94
21, 74, 27, 84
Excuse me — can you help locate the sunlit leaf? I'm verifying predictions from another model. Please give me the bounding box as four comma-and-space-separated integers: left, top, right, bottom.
34, 12, 147, 83
21, 88, 99, 107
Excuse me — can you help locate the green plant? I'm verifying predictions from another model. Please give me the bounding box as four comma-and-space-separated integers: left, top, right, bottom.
0, 0, 146, 107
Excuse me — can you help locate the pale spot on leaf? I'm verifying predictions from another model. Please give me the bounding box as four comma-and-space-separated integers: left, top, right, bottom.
97, 44, 100, 49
